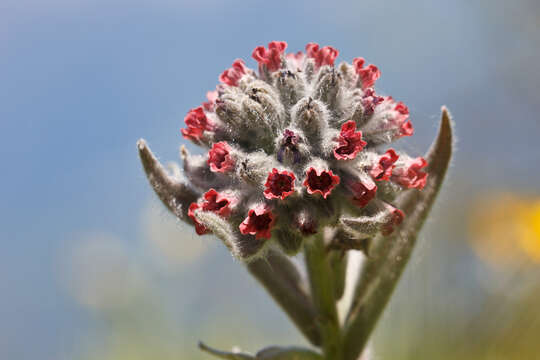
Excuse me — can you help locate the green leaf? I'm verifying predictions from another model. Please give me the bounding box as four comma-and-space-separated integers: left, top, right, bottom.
198, 343, 323, 360
342, 107, 454, 360
256, 346, 324, 359
198, 342, 254, 360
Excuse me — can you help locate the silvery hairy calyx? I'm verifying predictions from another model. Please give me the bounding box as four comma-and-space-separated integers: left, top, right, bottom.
138, 41, 453, 360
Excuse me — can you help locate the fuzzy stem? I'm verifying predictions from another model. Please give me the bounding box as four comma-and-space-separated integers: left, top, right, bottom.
342, 108, 453, 360
247, 249, 322, 346
329, 251, 347, 301
304, 234, 343, 360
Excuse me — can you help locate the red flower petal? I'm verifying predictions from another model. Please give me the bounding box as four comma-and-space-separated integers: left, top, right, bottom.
201, 189, 233, 217
333, 120, 367, 160
207, 142, 235, 173
349, 180, 377, 208
264, 168, 296, 200
303, 167, 340, 199
353, 57, 381, 89
219, 59, 248, 87
252, 41, 287, 72
188, 203, 209, 235
392, 157, 428, 189
370, 149, 399, 181
202, 90, 218, 111
382, 205, 404, 236
239, 205, 276, 240
305, 42, 339, 69
181, 107, 214, 142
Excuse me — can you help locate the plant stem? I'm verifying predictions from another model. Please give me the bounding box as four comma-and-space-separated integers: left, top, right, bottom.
304, 233, 343, 360
247, 249, 322, 346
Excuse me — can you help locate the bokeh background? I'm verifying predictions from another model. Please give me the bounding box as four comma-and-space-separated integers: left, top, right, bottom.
2, 0, 539, 359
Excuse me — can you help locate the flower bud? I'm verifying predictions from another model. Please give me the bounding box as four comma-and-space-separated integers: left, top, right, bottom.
275, 70, 306, 108
275, 129, 309, 167
291, 97, 329, 142
313, 66, 342, 109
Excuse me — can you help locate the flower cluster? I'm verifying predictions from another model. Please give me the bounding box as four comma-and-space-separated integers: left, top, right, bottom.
172, 41, 428, 260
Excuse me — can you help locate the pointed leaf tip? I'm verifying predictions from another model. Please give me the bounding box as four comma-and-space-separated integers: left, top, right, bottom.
137, 139, 199, 222
198, 341, 254, 360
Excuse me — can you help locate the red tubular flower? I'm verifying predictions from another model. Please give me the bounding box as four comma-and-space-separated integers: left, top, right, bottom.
303, 167, 340, 199
202, 90, 218, 111
394, 101, 414, 137
264, 168, 296, 200
349, 180, 377, 208
201, 189, 233, 217
400, 121, 414, 137
219, 59, 248, 87
239, 205, 276, 240
333, 120, 367, 160
370, 149, 399, 181
181, 107, 214, 141
353, 57, 381, 89
188, 189, 235, 236
392, 157, 428, 189
188, 203, 209, 235
382, 205, 404, 236
207, 141, 235, 173
361, 88, 385, 117
305, 43, 339, 69
252, 41, 287, 72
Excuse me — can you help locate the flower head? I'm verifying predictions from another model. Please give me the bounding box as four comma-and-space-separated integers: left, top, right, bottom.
143, 41, 430, 260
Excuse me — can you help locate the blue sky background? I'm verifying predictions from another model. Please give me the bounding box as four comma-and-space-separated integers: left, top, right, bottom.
1, 1, 539, 359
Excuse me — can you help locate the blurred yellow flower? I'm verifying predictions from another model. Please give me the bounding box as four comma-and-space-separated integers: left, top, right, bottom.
517, 200, 540, 262
468, 193, 540, 267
